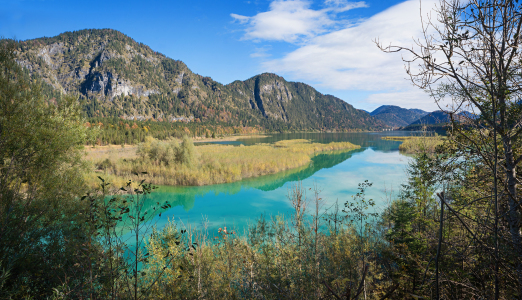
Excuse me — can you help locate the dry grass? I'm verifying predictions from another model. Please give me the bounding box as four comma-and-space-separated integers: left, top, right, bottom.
84, 139, 360, 187
381, 135, 445, 154
193, 134, 269, 143
84, 144, 138, 160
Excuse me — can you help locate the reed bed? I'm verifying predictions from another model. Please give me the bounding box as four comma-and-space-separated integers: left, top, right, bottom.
85, 138, 360, 187
140, 214, 388, 299
381, 135, 445, 154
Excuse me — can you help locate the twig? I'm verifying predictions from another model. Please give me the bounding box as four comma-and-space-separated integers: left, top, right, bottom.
321, 281, 342, 300
379, 283, 400, 300
353, 264, 369, 300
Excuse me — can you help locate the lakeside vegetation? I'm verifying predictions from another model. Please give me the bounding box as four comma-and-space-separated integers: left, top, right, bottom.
3, 1, 522, 297
84, 137, 360, 187
381, 135, 445, 153
85, 116, 266, 146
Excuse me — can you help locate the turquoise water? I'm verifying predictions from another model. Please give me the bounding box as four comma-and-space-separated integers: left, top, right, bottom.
139, 131, 418, 234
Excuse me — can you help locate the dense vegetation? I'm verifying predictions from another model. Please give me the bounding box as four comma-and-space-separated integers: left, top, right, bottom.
2, 1, 522, 298
14, 29, 384, 134
0, 39, 96, 298
84, 137, 360, 187
381, 135, 445, 153
84, 117, 263, 146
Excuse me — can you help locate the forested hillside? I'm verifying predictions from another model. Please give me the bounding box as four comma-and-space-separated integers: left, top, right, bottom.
370, 105, 428, 127
15, 29, 384, 134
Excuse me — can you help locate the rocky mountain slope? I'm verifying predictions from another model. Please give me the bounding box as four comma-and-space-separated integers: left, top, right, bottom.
15, 29, 384, 131
370, 105, 428, 127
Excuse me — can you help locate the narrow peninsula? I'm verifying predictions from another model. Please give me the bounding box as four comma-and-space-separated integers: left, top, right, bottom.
85, 138, 360, 187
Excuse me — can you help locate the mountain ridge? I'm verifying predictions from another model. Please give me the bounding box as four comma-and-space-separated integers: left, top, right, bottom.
14, 28, 384, 132
408, 110, 474, 126
370, 105, 428, 127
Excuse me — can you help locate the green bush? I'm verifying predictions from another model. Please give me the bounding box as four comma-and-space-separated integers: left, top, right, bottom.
0, 39, 96, 298
137, 135, 198, 167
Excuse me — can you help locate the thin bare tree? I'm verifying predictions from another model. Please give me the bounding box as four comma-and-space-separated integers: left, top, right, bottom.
377, 0, 522, 297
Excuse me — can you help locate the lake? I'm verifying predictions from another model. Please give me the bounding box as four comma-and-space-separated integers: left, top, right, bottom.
140, 131, 418, 235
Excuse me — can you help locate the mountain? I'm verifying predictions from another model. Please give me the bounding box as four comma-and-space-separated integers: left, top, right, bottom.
14, 29, 384, 132
409, 110, 475, 126
370, 105, 428, 127
409, 111, 450, 125
401, 110, 476, 132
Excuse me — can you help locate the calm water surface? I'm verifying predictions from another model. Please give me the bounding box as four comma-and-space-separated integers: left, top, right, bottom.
141, 131, 421, 234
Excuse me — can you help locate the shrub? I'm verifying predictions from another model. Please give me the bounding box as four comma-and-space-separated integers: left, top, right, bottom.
137, 136, 197, 167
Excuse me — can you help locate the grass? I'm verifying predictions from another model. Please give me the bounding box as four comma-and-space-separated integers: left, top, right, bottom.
84, 138, 360, 187
381, 135, 445, 154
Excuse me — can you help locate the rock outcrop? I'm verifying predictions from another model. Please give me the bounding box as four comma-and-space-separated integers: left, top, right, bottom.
15, 29, 384, 131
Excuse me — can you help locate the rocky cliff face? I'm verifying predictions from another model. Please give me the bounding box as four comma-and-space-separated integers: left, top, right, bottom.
18, 32, 163, 101
15, 29, 384, 131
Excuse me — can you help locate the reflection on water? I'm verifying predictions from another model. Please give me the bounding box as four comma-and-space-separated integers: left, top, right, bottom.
140, 131, 419, 233
235, 132, 413, 152
149, 148, 364, 213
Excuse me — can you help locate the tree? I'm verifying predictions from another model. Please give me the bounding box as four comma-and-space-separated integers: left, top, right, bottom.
378, 0, 522, 297
178, 135, 198, 167
0, 39, 93, 297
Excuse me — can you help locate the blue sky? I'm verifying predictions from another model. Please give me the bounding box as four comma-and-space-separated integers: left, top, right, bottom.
0, 0, 440, 111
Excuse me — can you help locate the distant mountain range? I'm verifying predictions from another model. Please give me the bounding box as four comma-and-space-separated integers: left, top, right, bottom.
370, 105, 429, 127
14, 29, 384, 132
370, 105, 477, 129
409, 111, 452, 126
408, 110, 476, 126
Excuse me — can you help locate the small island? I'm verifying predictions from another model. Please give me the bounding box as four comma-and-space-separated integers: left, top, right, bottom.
381, 135, 445, 153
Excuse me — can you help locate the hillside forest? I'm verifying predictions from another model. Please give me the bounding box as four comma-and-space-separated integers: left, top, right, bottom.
15, 28, 383, 143
1, 0, 522, 299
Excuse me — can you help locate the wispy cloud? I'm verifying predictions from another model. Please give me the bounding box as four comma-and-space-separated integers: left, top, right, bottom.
231, 0, 367, 43
250, 45, 273, 58
324, 0, 369, 12
232, 0, 442, 111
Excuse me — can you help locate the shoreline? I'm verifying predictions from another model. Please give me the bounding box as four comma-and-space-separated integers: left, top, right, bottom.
192, 134, 270, 143
84, 134, 270, 153
85, 139, 360, 188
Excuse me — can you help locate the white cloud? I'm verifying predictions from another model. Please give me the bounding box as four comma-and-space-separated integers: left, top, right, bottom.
263, 0, 439, 90
324, 0, 369, 12
231, 0, 367, 43
230, 13, 250, 24
233, 0, 443, 110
